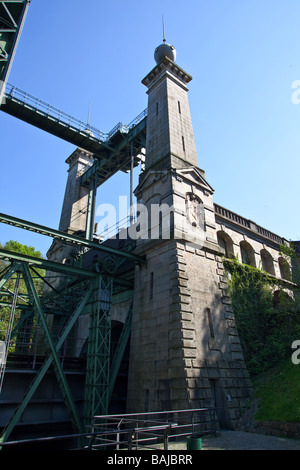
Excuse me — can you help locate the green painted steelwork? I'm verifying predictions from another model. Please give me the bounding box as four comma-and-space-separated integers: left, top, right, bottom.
0, 212, 145, 264
0, 249, 134, 444
80, 115, 147, 187
0, 261, 95, 444
85, 175, 97, 241
0, 262, 19, 289
0, 249, 134, 292
0, 248, 97, 278
0, 1, 30, 92
108, 303, 132, 403
84, 275, 113, 425
22, 263, 84, 432
2, 83, 112, 150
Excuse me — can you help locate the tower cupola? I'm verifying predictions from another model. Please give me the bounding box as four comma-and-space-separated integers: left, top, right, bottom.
154, 42, 176, 64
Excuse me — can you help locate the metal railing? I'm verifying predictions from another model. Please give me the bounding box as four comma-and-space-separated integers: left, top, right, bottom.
4, 83, 147, 144
88, 408, 218, 450
214, 203, 286, 245
0, 407, 218, 450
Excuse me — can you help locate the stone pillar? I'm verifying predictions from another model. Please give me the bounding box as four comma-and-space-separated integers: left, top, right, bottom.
58, 148, 94, 235
142, 57, 198, 171
46, 148, 93, 266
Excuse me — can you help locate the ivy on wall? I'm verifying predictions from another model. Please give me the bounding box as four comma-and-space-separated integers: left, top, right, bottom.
223, 256, 300, 376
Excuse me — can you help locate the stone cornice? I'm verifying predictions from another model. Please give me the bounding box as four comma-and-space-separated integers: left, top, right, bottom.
142, 57, 192, 90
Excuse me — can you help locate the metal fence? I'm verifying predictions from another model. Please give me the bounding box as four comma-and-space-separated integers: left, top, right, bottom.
0, 408, 218, 450
88, 408, 218, 450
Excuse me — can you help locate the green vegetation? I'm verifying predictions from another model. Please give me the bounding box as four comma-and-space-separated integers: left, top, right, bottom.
224, 251, 300, 423
0, 241, 45, 342
254, 359, 300, 422
224, 256, 300, 376
1, 240, 44, 260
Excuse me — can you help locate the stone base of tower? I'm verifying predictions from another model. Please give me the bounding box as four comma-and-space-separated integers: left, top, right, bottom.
127, 240, 252, 429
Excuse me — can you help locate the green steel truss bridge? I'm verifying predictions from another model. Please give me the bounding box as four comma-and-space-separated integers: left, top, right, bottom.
0, 213, 143, 444
0, 0, 148, 447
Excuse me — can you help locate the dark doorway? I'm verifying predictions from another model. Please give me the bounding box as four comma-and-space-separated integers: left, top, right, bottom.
209, 379, 232, 429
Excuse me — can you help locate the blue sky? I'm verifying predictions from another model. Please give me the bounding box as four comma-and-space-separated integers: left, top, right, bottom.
1, 0, 300, 256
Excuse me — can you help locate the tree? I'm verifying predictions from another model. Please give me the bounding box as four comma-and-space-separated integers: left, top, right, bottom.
0, 241, 45, 345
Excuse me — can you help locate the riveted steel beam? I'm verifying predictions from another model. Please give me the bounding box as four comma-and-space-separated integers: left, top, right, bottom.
0, 212, 145, 263
0, 248, 97, 278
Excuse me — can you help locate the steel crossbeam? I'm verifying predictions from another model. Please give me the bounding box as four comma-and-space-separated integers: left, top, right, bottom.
0, 212, 145, 263
0, 248, 97, 278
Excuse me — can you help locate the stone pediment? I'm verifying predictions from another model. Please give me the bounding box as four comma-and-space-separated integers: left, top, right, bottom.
174, 167, 214, 195
135, 167, 214, 198
134, 170, 169, 196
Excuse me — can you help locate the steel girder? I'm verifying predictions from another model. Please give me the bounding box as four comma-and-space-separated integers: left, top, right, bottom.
79, 116, 147, 187
85, 175, 97, 242
108, 302, 132, 404
0, 212, 145, 264
0, 1, 30, 100
84, 275, 113, 425
0, 260, 94, 443
0, 250, 134, 445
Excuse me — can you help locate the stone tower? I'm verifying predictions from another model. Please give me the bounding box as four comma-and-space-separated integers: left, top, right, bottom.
58, 148, 94, 236
46, 147, 94, 266
126, 41, 252, 428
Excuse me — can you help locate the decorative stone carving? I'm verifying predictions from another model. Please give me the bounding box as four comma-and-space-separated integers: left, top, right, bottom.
185, 193, 204, 229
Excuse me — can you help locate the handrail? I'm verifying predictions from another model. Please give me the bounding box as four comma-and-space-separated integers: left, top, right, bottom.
90, 408, 218, 450
4, 83, 147, 144
0, 408, 218, 450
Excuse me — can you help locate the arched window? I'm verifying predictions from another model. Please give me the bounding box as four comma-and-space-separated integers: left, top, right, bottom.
260, 249, 275, 275
217, 231, 234, 259
240, 241, 256, 267
278, 256, 291, 281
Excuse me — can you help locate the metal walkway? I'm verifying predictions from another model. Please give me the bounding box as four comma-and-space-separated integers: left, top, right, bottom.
1, 83, 147, 186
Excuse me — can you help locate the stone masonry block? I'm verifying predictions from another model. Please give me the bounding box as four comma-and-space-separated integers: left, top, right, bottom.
183, 347, 197, 358
169, 348, 184, 358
